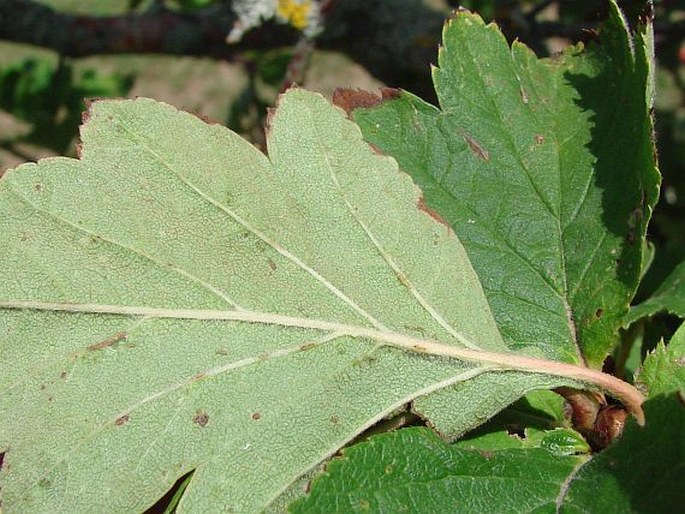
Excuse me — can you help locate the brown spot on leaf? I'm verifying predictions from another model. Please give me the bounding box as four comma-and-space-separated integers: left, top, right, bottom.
264, 106, 277, 136
182, 108, 221, 125
463, 133, 490, 161
34, 183, 43, 192
330, 415, 339, 425
366, 142, 388, 156
59, 371, 67, 379
332, 87, 401, 115
193, 410, 209, 427
477, 449, 495, 459
535, 134, 545, 144
268, 259, 277, 271
115, 414, 129, 426
595, 308, 604, 318
191, 372, 206, 382
251, 412, 261, 421
81, 100, 93, 125
417, 196, 450, 228
300, 342, 317, 351
215, 349, 228, 356
87, 332, 127, 351
412, 344, 427, 353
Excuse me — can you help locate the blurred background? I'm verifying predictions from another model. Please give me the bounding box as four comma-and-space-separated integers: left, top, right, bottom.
0, 0, 683, 304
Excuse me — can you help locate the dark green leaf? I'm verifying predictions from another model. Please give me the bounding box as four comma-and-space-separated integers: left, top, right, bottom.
290, 427, 585, 513
626, 259, 685, 325
353, 1, 659, 367
635, 322, 685, 397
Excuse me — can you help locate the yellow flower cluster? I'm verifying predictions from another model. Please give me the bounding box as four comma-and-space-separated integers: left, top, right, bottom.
276, 0, 312, 30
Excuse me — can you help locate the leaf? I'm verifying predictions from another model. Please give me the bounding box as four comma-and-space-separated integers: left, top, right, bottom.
625, 259, 685, 325
0, 92, 642, 512
351, 1, 660, 367
294, 397, 683, 514
635, 322, 685, 398
558, 394, 685, 514
289, 426, 586, 513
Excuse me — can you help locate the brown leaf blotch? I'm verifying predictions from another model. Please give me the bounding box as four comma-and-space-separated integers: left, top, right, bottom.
115, 414, 129, 426
417, 196, 450, 228
87, 332, 128, 351
264, 106, 277, 136
251, 412, 261, 421
476, 449, 494, 459
463, 133, 490, 161
332, 87, 401, 115
193, 410, 209, 427
182, 108, 221, 126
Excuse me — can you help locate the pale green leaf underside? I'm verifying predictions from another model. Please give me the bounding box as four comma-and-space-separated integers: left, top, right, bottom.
0, 92, 636, 512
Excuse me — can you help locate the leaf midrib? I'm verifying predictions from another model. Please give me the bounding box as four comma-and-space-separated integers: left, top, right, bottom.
0, 298, 646, 424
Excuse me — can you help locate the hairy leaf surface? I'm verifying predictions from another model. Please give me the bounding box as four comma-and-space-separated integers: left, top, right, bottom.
290, 426, 585, 513
0, 91, 641, 512
353, 1, 659, 367
294, 398, 682, 514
